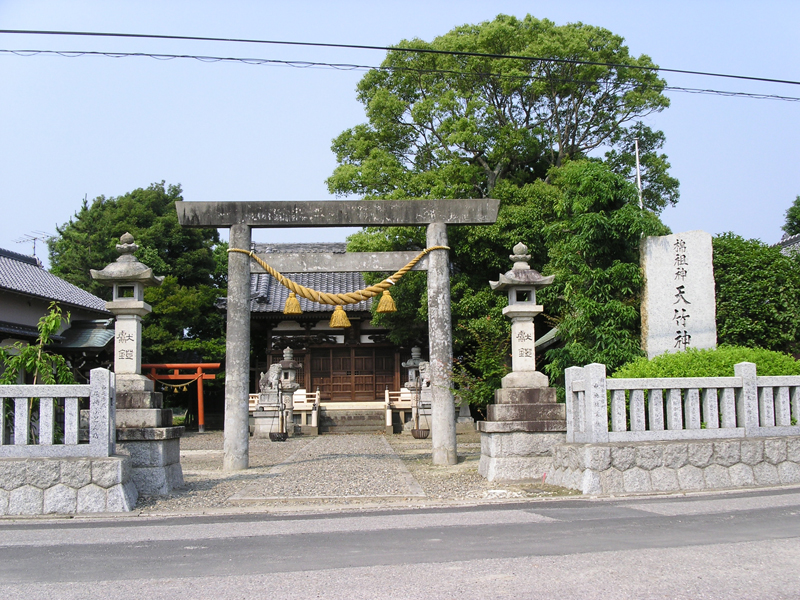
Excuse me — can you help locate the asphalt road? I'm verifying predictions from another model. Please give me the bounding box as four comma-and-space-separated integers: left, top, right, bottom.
2, 488, 800, 599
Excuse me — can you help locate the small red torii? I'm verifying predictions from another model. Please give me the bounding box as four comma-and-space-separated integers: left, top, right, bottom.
141, 363, 220, 433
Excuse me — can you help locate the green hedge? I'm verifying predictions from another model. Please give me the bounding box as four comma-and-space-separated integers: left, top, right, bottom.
612, 346, 800, 378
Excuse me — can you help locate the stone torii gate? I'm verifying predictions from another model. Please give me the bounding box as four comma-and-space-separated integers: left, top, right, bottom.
176, 199, 500, 470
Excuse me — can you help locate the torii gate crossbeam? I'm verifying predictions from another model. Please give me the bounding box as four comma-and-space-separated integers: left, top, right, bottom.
176, 199, 500, 471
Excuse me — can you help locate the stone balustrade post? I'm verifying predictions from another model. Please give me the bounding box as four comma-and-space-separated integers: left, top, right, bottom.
584, 363, 609, 443
564, 366, 583, 442
735, 361, 758, 430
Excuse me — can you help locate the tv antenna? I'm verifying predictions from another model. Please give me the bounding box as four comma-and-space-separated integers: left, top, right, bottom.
14, 230, 52, 257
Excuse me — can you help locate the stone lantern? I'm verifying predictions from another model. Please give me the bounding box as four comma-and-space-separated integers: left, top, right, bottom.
279, 347, 301, 436
90, 232, 184, 496
489, 242, 554, 388
478, 242, 566, 482
401, 346, 424, 388
90, 232, 163, 383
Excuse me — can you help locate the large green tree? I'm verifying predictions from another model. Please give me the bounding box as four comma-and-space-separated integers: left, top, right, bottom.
48, 182, 227, 362
330, 15, 679, 402
328, 14, 677, 210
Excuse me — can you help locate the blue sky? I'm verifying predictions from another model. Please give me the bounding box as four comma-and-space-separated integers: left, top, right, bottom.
1, 1, 798, 266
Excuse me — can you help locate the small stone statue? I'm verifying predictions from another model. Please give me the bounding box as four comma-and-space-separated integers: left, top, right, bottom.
259, 363, 282, 392
418, 361, 431, 389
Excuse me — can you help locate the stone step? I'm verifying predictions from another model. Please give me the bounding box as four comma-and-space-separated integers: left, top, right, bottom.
487, 403, 566, 422
319, 409, 385, 434
477, 420, 567, 433
494, 387, 557, 405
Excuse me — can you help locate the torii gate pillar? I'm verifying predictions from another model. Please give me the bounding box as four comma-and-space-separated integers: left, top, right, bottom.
427, 222, 457, 464
176, 199, 499, 471
224, 223, 252, 471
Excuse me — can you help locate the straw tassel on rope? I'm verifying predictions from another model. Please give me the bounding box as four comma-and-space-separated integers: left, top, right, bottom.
329, 305, 351, 328
283, 291, 302, 315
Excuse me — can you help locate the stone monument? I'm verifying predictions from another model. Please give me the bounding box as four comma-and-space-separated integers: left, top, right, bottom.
641, 230, 717, 359
90, 233, 184, 495
478, 243, 566, 481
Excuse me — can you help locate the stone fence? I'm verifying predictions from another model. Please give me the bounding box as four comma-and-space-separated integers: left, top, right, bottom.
0, 369, 137, 515
564, 362, 800, 444
0, 368, 116, 458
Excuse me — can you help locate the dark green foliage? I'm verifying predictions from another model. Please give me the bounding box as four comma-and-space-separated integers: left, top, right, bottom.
713, 233, 800, 354
782, 195, 800, 236
451, 317, 510, 409
538, 161, 670, 384
48, 182, 227, 363
613, 345, 800, 378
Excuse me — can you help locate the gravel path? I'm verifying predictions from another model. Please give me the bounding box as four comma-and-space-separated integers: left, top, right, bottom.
135, 431, 577, 514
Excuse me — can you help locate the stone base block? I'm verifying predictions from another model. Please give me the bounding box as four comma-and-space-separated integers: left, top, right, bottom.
115, 375, 155, 393
118, 438, 180, 468
251, 413, 281, 439
495, 387, 557, 404
501, 371, 549, 389
477, 420, 567, 433
117, 391, 163, 409
478, 432, 565, 482
0, 455, 137, 515
479, 455, 552, 482
117, 435, 183, 497
130, 463, 184, 497
487, 403, 565, 422
116, 409, 173, 428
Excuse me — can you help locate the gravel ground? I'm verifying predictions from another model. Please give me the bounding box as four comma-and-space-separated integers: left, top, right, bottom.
135, 430, 577, 514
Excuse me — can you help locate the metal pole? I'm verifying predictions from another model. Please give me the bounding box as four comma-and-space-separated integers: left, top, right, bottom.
634, 138, 643, 210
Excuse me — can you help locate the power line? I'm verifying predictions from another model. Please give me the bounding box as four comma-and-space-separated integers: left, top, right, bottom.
3, 48, 799, 103
1, 28, 799, 87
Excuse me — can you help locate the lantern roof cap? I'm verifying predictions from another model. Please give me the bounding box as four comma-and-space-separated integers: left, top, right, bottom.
90, 232, 164, 287
489, 242, 554, 291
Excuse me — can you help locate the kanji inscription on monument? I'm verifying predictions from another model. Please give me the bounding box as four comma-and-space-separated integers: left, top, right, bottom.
641, 230, 717, 359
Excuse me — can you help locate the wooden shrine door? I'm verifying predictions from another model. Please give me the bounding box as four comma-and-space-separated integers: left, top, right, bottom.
311, 347, 396, 402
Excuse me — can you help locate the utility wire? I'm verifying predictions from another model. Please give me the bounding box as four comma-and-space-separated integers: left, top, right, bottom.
1, 28, 799, 87
3, 48, 799, 102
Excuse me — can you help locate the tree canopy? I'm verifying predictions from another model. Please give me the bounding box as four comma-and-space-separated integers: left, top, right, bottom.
48, 182, 227, 362
328, 14, 678, 211
713, 233, 800, 355
782, 195, 800, 237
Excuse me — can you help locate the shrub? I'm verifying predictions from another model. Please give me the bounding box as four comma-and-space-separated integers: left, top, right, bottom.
612, 345, 800, 379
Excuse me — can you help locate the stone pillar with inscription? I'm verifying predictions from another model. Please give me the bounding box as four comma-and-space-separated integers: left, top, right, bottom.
478, 243, 566, 481
641, 230, 717, 359
91, 233, 184, 496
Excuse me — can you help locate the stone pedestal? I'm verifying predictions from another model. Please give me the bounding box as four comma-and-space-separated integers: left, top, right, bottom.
456, 397, 475, 433
478, 381, 566, 481
115, 376, 184, 496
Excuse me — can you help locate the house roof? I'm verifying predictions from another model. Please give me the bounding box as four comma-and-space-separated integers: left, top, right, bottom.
250, 271, 372, 314
0, 248, 109, 314
54, 319, 116, 350
777, 233, 800, 256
